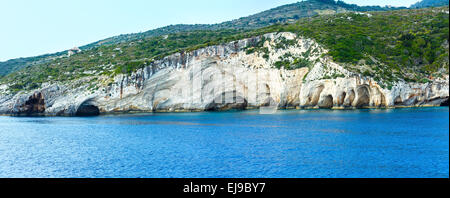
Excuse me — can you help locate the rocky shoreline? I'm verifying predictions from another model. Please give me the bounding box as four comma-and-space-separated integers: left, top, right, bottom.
0, 33, 448, 116
2, 105, 448, 117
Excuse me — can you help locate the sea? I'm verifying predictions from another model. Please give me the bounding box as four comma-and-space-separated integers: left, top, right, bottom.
0, 107, 448, 178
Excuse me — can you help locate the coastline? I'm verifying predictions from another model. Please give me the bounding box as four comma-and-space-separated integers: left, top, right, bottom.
1, 104, 447, 117
1, 33, 448, 118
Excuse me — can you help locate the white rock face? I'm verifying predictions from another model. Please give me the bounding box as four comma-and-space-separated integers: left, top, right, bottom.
0, 32, 448, 116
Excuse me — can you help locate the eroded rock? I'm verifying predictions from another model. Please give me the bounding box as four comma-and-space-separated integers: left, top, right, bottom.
19, 92, 45, 115
354, 85, 371, 107
318, 95, 334, 109
0, 32, 448, 116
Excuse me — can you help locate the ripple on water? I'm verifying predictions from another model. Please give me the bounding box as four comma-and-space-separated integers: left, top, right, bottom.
0, 107, 448, 178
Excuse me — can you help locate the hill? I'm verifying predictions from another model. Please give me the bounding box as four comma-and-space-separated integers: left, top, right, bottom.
0, 6, 448, 115
411, 0, 449, 8
69, 0, 406, 48
1, 6, 448, 93
0, 0, 405, 77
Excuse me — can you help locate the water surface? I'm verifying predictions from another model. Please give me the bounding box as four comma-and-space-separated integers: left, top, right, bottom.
0, 108, 448, 178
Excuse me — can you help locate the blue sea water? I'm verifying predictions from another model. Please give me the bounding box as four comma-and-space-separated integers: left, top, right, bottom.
0, 107, 448, 178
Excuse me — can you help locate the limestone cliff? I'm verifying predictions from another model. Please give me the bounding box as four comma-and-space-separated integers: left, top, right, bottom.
0, 32, 448, 116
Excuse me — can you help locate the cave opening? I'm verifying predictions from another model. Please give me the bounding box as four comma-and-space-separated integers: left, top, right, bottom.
355, 86, 370, 108
337, 92, 346, 106
441, 98, 449, 107
319, 95, 334, 109
76, 104, 100, 116
394, 96, 403, 106
205, 91, 248, 111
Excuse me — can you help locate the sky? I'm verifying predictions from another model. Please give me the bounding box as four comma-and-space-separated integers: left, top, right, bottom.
0, 0, 421, 61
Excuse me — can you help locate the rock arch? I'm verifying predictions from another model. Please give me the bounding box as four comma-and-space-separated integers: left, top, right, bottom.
76, 99, 100, 116
343, 90, 355, 107
354, 85, 371, 108
337, 91, 346, 106
310, 85, 325, 106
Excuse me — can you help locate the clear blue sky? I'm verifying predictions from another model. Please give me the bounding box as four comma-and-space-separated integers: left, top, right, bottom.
0, 0, 420, 61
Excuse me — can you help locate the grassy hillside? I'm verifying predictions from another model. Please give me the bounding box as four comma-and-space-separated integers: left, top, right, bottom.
0, 51, 67, 77
0, 0, 404, 77
1, 29, 261, 92
1, 6, 448, 93
84, 0, 402, 48
411, 0, 449, 8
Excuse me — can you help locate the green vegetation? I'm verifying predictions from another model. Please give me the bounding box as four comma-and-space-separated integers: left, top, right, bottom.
271, 7, 449, 84
245, 37, 271, 59
114, 60, 150, 75
411, 0, 449, 8
274, 57, 313, 70
274, 37, 298, 50
1, 6, 448, 94
0, 0, 406, 78
85, 0, 402, 49
274, 52, 314, 70
0, 29, 272, 92
0, 51, 66, 77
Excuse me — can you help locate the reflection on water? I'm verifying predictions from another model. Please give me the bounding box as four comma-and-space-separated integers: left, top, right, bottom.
0, 107, 448, 178
115, 120, 285, 128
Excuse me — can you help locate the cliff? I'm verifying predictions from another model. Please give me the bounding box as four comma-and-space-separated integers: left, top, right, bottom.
0, 32, 448, 116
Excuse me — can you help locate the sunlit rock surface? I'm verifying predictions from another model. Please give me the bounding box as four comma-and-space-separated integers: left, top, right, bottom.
0, 33, 448, 116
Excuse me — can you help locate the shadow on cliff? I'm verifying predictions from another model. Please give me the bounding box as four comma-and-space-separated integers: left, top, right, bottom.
441, 98, 449, 106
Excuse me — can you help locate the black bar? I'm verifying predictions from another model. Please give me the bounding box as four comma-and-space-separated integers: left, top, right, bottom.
0, 178, 448, 196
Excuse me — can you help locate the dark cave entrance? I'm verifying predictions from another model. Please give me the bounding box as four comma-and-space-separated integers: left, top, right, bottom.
441, 98, 449, 107
355, 86, 371, 108
76, 103, 100, 116
319, 95, 334, 109
205, 91, 248, 111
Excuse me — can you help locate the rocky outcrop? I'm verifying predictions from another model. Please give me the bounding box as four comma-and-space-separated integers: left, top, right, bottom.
0, 32, 448, 116
19, 92, 46, 115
